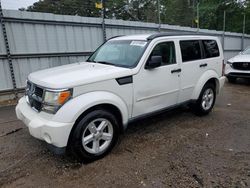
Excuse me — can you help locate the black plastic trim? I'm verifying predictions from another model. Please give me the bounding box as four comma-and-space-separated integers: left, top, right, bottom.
47, 143, 66, 155
226, 73, 250, 78
128, 100, 193, 124
116, 76, 133, 85
147, 32, 206, 40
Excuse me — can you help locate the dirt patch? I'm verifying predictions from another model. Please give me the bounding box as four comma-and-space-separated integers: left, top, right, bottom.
0, 80, 249, 187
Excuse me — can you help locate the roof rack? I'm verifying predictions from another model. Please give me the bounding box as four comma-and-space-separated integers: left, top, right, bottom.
147, 32, 206, 40
108, 35, 124, 40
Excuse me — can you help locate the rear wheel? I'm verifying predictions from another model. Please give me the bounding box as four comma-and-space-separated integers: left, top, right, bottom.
69, 109, 119, 162
193, 83, 216, 116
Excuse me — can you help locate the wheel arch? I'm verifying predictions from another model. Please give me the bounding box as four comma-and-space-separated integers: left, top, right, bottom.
191, 70, 220, 100
66, 103, 124, 149
53, 91, 129, 125
52, 91, 129, 148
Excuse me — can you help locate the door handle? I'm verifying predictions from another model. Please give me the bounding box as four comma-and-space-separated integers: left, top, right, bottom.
200, 63, 207, 67
171, 68, 182, 74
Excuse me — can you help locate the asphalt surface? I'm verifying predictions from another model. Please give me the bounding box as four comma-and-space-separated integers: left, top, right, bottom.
0, 80, 249, 188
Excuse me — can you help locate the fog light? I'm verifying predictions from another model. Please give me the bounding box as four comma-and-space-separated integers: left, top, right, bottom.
42, 104, 59, 114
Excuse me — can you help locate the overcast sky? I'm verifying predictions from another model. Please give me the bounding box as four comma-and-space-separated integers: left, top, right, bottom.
1, 0, 38, 10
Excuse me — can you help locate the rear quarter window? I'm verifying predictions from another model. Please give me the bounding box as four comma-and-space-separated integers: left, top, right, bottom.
180, 40, 202, 62
202, 40, 220, 58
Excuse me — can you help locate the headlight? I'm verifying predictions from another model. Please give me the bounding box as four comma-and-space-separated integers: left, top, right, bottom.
42, 89, 72, 114
227, 61, 233, 68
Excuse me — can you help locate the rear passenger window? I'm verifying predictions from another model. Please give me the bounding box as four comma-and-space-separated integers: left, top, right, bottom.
180, 40, 201, 62
150, 41, 176, 66
202, 40, 220, 58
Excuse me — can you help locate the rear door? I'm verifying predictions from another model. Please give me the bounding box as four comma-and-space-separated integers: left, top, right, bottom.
178, 40, 205, 103
201, 39, 221, 76
178, 39, 221, 103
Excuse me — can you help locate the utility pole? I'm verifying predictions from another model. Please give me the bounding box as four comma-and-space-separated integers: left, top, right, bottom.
222, 11, 226, 50
242, 13, 246, 51
196, 2, 200, 32
101, 0, 106, 42
157, 0, 161, 32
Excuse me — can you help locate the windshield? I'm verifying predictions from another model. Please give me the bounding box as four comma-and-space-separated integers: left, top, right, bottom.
87, 40, 148, 68
242, 47, 250, 55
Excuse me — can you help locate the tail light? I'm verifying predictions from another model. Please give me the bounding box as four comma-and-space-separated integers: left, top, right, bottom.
222, 60, 225, 76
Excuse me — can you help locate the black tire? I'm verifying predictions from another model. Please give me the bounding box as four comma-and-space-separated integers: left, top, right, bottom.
192, 83, 216, 116
68, 109, 120, 162
227, 76, 237, 83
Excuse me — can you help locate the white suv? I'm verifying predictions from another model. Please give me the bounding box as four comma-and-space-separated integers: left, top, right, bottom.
16, 33, 225, 161
225, 47, 250, 83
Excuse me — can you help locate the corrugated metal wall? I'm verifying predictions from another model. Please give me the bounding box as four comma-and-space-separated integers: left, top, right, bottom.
0, 9, 249, 94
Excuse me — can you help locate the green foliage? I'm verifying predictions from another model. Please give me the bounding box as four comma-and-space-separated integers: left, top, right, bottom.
199, 0, 245, 33
26, 0, 100, 17
25, 0, 249, 34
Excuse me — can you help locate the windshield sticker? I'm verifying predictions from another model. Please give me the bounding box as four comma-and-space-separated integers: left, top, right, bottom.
130, 41, 147, 47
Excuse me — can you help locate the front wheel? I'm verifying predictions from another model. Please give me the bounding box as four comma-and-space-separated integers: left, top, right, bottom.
192, 83, 216, 116
68, 109, 120, 162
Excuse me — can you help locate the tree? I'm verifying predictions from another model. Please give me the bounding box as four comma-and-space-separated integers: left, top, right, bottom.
199, 0, 245, 32
25, 0, 250, 34
26, 0, 100, 17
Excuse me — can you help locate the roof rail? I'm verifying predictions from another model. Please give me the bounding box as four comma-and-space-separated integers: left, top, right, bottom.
147, 32, 205, 40
108, 35, 124, 40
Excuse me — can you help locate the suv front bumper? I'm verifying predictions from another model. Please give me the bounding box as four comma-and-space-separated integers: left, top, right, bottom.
16, 97, 74, 154
225, 64, 250, 78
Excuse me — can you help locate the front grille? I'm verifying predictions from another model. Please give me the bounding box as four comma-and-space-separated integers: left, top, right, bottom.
26, 81, 44, 112
232, 62, 250, 70
32, 99, 42, 111
34, 86, 44, 98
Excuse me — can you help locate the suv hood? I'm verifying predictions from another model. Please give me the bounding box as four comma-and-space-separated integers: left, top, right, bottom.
28, 62, 133, 89
229, 54, 250, 63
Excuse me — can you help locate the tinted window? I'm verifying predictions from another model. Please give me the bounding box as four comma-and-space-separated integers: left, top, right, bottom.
202, 40, 220, 58
150, 42, 176, 66
180, 40, 201, 62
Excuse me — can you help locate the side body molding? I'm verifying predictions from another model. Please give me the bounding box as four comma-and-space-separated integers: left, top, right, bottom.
191, 70, 220, 100
52, 91, 129, 128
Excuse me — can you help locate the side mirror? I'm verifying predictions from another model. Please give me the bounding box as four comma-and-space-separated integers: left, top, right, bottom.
239, 51, 243, 55
145, 56, 162, 69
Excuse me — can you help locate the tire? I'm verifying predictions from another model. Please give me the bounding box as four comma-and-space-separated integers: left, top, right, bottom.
227, 76, 237, 83
68, 109, 120, 162
193, 83, 216, 116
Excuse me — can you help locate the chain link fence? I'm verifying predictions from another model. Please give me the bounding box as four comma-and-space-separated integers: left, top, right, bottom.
0, 0, 249, 101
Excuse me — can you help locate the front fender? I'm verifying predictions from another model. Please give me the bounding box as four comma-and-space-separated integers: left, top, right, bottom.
52, 91, 129, 127
191, 70, 220, 100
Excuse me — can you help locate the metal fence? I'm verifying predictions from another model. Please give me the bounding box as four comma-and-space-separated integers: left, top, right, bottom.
0, 9, 250, 100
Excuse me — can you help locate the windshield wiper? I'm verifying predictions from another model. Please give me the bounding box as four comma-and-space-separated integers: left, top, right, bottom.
86, 60, 96, 63
95, 61, 116, 66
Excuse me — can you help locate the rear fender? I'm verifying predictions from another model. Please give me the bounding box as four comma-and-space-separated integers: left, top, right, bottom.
191, 70, 220, 100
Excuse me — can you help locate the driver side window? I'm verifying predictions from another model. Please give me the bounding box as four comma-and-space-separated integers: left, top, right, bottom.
150, 41, 176, 66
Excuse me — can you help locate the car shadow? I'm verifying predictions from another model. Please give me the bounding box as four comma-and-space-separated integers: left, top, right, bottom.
228, 78, 250, 86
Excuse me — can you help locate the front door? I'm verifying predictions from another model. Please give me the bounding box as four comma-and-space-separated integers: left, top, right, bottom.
132, 41, 181, 117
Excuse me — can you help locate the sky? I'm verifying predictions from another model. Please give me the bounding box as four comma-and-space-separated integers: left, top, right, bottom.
1, 0, 38, 10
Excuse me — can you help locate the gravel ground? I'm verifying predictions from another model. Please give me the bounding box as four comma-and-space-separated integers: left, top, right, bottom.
0, 80, 249, 188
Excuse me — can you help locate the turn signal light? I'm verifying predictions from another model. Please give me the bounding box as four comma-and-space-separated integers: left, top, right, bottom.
58, 91, 71, 105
